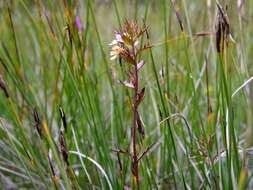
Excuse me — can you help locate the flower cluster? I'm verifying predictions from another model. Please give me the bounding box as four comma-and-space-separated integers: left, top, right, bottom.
109, 20, 149, 63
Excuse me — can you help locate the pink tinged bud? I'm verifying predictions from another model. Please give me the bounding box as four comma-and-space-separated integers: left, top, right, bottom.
115, 32, 123, 43
75, 15, 82, 32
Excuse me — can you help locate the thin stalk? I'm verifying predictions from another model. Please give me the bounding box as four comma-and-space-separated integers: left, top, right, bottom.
132, 48, 139, 189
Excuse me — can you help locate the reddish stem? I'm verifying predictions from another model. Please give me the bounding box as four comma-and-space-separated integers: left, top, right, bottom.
132, 44, 140, 190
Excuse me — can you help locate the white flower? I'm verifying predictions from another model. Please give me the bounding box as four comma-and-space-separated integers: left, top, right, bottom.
110, 45, 124, 60
134, 40, 139, 47
109, 40, 118, 46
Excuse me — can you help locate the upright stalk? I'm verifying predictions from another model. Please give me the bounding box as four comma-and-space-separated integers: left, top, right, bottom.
109, 20, 151, 189
132, 45, 139, 189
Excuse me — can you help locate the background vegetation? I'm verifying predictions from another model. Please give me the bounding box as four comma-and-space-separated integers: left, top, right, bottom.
0, 0, 253, 189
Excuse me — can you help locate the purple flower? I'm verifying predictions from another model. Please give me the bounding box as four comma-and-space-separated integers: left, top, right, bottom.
75, 15, 82, 32
115, 32, 123, 43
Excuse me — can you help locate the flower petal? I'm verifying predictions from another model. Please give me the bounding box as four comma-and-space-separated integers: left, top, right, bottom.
110, 55, 118, 60
109, 40, 118, 46
119, 80, 134, 89
115, 33, 123, 42
75, 15, 82, 32
134, 40, 139, 47
137, 60, 145, 70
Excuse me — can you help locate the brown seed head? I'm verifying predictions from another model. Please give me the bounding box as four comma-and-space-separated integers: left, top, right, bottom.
216, 3, 230, 53
59, 130, 69, 165
0, 75, 9, 98
59, 107, 67, 133
33, 108, 42, 137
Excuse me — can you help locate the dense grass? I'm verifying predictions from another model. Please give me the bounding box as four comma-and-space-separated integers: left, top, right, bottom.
0, 0, 253, 189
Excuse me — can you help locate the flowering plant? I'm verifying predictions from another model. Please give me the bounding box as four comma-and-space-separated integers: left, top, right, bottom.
110, 20, 152, 189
